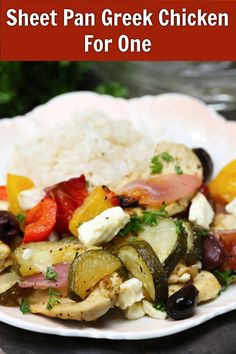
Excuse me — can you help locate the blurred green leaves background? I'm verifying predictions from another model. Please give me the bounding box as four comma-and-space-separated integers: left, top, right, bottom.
0, 62, 128, 118
2, 61, 235, 120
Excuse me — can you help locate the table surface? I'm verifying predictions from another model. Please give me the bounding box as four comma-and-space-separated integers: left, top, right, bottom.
0, 107, 235, 354
0, 310, 236, 354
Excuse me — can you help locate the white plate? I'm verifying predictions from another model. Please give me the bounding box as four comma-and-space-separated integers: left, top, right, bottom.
0, 92, 236, 340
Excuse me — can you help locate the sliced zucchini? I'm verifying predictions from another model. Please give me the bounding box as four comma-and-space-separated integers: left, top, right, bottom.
0, 271, 20, 306
138, 218, 187, 275
152, 141, 203, 179
184, 223, 202, 265
116, 241, 168, 302
13, 238, 85, 277
0, 271, 19, 294
68, 249, 123, 300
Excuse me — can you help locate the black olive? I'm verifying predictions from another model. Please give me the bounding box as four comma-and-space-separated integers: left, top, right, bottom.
193, 148, 214, 183
202, 234, 227, 270
166, 284, 199, 320
0, 211, 21, 244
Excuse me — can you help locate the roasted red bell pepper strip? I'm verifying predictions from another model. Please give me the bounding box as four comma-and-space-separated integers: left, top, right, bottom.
46, 175, 88, 234
23, 197, 57, 243
102, 185, 120, 207
0, 186, 7, 201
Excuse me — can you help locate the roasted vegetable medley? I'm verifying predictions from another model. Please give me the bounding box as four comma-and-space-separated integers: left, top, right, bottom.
1, 141, 236, 322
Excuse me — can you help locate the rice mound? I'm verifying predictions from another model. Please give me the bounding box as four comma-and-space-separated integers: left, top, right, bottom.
9, 112, 155, 189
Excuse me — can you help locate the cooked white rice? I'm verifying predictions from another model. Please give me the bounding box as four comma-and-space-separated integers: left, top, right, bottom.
9, 112, 155, 189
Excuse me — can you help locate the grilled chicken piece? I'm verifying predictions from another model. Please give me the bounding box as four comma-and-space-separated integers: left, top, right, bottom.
213, 213, 236, 230
144, 141, 203, 216
147, 141, 203, 179
28, 272, 122, 321
117, 141, 203, 216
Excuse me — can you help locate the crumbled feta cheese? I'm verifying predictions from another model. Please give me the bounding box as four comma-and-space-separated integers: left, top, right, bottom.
168, 272, 191, 284
18, 188, 45, 211
189, 192, 214, 229
78, 206, 130, 246
179, 273, 191, 282
0, 200, 9, 211
124, 302, 145, 320
226, 198, 236, 216
22, 249, 32, 260
116, 278, 144, 309
196, 260, 202, 269
142, 300, 167, 320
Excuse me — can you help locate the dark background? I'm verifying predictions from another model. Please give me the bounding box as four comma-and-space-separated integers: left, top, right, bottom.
0, 61, 236, 353
0, 62, 128, 118
0, 309, 236, 354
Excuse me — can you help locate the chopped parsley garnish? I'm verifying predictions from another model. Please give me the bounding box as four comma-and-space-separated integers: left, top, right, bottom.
45, 267, 58, 281
46, 288, 61, 310
150, 155, 163, 174
141, 205, 168, 226
161, 152, 174, 162
150, 152, 174, 174
131, 236, 138, 241
16, 214, 26, 224
118, 205, 168, 237
118, 215, 144, 237
141, 211, 160, 226
213, 270, 236, 292
198, 228, 209, 237
20, 299, 31, 314
175, 165, 183, 175
174, 219, 185, 235
153, 301, 166, 312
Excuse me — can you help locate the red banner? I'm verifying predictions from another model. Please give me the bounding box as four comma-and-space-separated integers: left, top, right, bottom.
0, 0, 235, 60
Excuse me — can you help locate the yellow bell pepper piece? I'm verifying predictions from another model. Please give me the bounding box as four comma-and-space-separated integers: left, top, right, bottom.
69, 186, 114, 236
7, 173, 34, 215
209, 159, 236, 203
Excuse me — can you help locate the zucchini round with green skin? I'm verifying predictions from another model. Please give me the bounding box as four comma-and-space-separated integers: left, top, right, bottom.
0, 271, 20, 306
116, 240, 168, 302
68, 249, 123, 301
184, 222, 202, 265
138, 217, 187, 275
153, 141, 203, 179
164, 230, 187, 275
